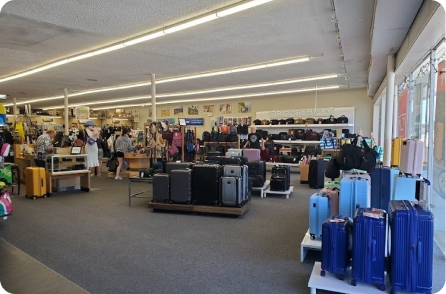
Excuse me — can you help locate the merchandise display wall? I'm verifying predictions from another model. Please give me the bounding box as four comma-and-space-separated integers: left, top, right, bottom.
131, 88, 373, 135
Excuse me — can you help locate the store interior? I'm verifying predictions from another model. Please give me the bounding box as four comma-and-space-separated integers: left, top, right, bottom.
0, 0, 445, 293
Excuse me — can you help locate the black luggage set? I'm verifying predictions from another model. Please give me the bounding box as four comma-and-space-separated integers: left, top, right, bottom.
270, 165, 291, 191
153, 161, 251, 207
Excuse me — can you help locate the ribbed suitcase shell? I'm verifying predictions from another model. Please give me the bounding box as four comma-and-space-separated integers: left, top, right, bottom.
25, 167, 46, 198
309, 193, 330, 239
370, 166, 399, 211
339, 174, 371, 218
153, 173, 170, 202
321, 216, 351, 279
166, 162, 192, 174
246, 160, 266, 179
391, 138, 404, 167
170, 170, 191, 204
389, 200, 433, 294
393, 176, 417, 201
351, 208, 387, 290
223, 165, 249, 203
320, 187, 340, 216
309, 159, 328, 189
400, 140, 424, 175
243, 149, 261, 162
220, 177, 243, 207
226, 149, 243, 158
192, 164, 221, 205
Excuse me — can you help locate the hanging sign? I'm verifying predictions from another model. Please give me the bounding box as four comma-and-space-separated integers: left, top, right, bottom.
180, 118, 204, 126
75, 106, 90, 119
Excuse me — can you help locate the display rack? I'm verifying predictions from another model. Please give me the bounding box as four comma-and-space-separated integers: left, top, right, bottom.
256, 123, 354, 129
300, 229, 322, 262
263, 185, 294, 199
148, 201, 250, 217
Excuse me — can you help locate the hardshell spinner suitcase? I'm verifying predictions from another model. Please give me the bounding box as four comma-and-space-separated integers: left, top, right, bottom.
243, 149, 261, 162
220, 177, 243, 207
391, 138, 404, 167
250, 175, 265, 188
272, 165, 291, 189
192, 164, 221, 206
223, 165, 249, 203
152, 173, 170, 202
170, 169, 191, 204
25, 167, 46, 199
321, 216, 351, 280
270, 175, 287, 191
320, 187, 340, 216
166, 162, 193, 174
400, 139, 424, 176
309, 193, 330, 239
339, 174, 371, 218
246, 160, 266, 179
393, 175, 417, 201
389, 200, 433, 294
351, 208, 387, 291
309, 159, 328, 189
370, 166, 399, 211
226, 149, 243, 158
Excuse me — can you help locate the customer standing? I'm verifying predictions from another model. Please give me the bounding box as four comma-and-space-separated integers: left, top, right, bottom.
84, 121, 99, 176
96, 135, 105, 176
114, 127, 133, 180
35, 129, 56, 168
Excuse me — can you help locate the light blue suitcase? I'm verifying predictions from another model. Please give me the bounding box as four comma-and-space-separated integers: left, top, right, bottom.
393, 175, 417, 201
226, 149, 243, 158
339, 174, 371, 218
309, 193, 330, 240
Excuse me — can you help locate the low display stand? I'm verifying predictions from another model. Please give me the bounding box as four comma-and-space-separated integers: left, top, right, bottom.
300, 229, 322, 262
263, 185, 294, 199
308, 262, 391, 294
148, 201, 250, 217
251, 180, 270, 198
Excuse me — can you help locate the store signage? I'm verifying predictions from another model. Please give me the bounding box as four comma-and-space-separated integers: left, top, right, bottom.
269, 107, 335, 119
75, 106, 89, 120
180, 118, 204, 126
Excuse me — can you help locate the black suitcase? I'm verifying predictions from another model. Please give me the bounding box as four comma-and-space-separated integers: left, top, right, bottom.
250, 175, 265, 187
220, 156, 248, 166
246, 160, 266, 179
166, 162, 193, 174
272, 165, 291, 189
170, 169, 192, 204
153, 173, 170, 202
282, 155, 301, 164
308, 159, 328, 189
192, 164, 222, 205
270, 175, 288, 191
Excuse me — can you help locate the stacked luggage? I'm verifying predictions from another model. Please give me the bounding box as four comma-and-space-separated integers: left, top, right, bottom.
220, 165, 249, 207
247, 160, 266, 188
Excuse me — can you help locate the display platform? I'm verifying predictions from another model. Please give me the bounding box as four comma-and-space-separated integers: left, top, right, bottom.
264, 185, 293, 199
251, 180, 270, 198
148, 201, 250, 216
301, 229, 322, 262
308, 262, 397, 294
46, 170, 91, 197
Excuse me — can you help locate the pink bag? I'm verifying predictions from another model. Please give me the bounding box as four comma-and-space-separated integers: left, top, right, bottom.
172, 131, 182, 148
0, 191, 13, 217
400, 139, 424, 175
320, 187, 339, 216
243, 149, 261, 162
1, 143, 10, 157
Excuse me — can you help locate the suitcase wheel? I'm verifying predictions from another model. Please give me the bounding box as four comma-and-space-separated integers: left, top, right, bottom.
168, 200, 173, 204
351, 280, 356, 286
378, 284, 386, 292
339, 274, 344, 281
320, 270, 325, 277
33, 197, 36, 200
310, 234, 315, 240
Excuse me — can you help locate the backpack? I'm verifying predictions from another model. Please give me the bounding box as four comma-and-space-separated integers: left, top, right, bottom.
186, 130, 195, 153
172, 131, 182, 147
202, 131, 211, 142
0, 191, 13, 217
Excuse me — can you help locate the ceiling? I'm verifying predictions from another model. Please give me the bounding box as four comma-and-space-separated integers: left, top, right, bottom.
0, 0, 425, 109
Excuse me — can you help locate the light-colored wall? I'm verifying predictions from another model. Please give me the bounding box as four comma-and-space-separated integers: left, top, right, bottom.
131, 88, 373, 136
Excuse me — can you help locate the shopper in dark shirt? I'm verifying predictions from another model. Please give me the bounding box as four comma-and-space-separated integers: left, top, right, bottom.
243, 126, 263, 149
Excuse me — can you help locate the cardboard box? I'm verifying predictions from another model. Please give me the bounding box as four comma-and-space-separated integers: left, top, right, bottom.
300, 164, 310, 184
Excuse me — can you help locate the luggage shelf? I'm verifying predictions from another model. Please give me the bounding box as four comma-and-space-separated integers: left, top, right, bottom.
147, 201, 250, 216
308, 262, 391, 294
251, 180, 270, 198
263, 185, 294, 199
301, 229, 322, 262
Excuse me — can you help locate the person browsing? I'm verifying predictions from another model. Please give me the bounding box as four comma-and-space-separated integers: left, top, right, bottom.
35, 129, 56, 168
114, 127, 133, 180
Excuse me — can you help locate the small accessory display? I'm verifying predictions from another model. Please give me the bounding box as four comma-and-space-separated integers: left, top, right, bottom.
71, 146, 82, 155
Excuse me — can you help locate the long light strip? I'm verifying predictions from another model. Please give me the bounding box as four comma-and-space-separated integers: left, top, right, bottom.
6, 55, 310, 107
91, 85, 340, 110
42, 74, 339, 109
0, 0, 274, 84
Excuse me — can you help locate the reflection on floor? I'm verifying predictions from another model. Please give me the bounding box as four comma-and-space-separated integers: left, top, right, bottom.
435, 231, 446, 255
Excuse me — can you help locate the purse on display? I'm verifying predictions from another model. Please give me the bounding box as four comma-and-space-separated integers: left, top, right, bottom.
294, 118, 304, 124
336, 115, 349, 124
253, 119, 262, 125
305, 118, 316, 124
261, 119, 270, 125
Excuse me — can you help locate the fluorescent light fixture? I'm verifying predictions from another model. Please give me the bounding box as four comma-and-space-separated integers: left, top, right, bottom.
267, 57, 310, 67
92, 85, 340, 110
0, 0, 274, 84
123, 31, 166, 46
231, 65, 267, 73
0, 94, 6, 99
217, 0, 274, 17
164, 14, 219, 34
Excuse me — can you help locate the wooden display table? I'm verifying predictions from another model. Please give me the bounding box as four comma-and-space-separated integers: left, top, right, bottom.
124, 153, 150, 170
46, 170, 91, 196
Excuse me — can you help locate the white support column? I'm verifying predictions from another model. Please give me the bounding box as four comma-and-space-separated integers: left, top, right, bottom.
12, 97, 17, 122
384, 55, 395, 166
427, 50, 436, 209
64, 89, 69, 135
393, 85, 398, 138
151, 74, 156, 122
408, 73, 415, 138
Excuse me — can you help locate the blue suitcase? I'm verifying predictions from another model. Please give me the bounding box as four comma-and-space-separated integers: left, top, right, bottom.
339, 174, 371, 218
309, 193, 330, 240
351, 208, 387, 291
370, 166, 399, 211
388, 200, 433, 294
393, 175, 417, 201
321, 215, 351, 280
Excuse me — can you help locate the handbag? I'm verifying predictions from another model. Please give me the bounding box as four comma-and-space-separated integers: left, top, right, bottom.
87, 137, 96, 145
324, 115, 337, 124
270, 119, 279, 125
162, 132, 174, 141
305, 118, 316, 124
168, 144, 178, 156
261, 119, 270, 125
336, 115, 349, 124
294, 118, 304, 124
337, 136, 377, 172
107, 157, 118, 172
253, 119, 262, 125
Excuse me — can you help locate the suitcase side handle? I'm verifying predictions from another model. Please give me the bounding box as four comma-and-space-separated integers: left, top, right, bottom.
41, 179, 44, 187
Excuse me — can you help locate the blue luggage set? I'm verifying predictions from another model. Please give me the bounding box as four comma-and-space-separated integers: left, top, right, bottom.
312, 166, 433, 293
